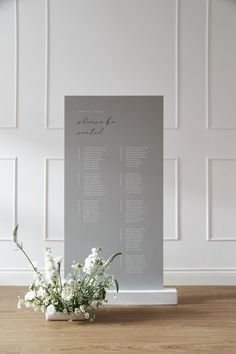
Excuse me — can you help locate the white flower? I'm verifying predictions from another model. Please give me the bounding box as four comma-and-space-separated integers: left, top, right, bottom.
61, 287, 73, 301
83, 248, 100, 275
44, 248, 60, 284
74, 308, 80, 314
17, 298, 24, 309
79, 305, 85, 313
68, 278, 75, 285
85, 313, 90, 319
25, 290, 36, 301
46, 304, 56, 315
37, 287, 46, 298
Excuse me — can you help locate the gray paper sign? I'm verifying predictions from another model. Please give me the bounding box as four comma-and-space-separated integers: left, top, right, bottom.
65, 96, 163, 290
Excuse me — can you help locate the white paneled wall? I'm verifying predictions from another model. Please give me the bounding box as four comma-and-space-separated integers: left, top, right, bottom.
0, 0, 236, 285
44, 158, 64, 241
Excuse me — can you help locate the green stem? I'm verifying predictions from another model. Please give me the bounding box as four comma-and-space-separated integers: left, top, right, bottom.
58, 263, 62, 290
14, 240, 37, 273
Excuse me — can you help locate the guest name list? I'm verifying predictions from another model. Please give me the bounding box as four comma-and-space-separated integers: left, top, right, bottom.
65, 96, 163, 290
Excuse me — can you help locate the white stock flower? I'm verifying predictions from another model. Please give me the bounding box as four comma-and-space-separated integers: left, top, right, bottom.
24, 290, 36, 301
83, 248, 100, 275
46, 304, 56, 315
44, 248, 60, 284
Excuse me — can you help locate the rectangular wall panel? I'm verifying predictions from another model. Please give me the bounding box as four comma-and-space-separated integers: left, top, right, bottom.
0, 158, 16, 240
207, 0, 236, 129
0, 0, 17, 128
164, 158, 179, 240
207, 159, 236, 240
46, 0, 178, 129
44, 158, 64, 241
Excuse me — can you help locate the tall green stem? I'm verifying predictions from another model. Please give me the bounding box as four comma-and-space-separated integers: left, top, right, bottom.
12, 226, 37, 273
15, 241, 37, 272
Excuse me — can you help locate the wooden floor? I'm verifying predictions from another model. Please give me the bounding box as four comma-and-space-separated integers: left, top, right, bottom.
0, 286, 236, 354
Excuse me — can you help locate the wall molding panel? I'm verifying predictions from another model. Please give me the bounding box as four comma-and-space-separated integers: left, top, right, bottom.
165, 0, 179, 130
44, 157, 64, 241
206, 158, 236, 241
205, 0, 209, 130
44, 0, 50, 129
205, 0, 236, 130
44, 0, 66, 129
0, 0, 18, 128
44, 0, 64, 129
0, 157, 17, 241
164, 158, 180, 241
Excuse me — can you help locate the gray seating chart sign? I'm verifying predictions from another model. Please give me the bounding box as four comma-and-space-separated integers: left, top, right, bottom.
65, 96, 163, 291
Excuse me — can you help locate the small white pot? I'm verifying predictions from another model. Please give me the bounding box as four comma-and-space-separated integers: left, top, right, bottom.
45, 312, 87, 321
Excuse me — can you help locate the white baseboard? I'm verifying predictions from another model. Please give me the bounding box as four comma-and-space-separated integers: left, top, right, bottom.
164, 268, 236, 285
0, 269, 34, 285
1, 268, 236, 286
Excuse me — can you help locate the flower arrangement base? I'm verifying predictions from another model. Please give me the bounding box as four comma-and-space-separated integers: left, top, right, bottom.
45, 312, 86, 321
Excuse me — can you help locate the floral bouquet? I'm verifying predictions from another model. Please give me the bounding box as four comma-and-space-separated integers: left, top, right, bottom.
13, 226, 121, 322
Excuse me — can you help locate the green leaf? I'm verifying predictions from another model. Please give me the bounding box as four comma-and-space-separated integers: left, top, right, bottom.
13, 225, 19, 242
13, 225, 19, 236
105, 252, 122, 267
114, 279, 119, 293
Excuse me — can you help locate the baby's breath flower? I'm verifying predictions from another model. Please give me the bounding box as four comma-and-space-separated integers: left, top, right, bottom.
79, 305, 85, 313
13, 227, 121, 324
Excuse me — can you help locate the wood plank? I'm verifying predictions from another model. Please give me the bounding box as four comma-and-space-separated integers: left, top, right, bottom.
0, 286, 236, 353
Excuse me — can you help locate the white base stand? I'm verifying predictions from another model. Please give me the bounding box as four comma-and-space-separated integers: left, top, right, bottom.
106, 288, 177, 305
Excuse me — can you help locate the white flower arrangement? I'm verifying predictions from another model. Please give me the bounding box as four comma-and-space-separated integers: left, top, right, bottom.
13, 226, 121, 322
